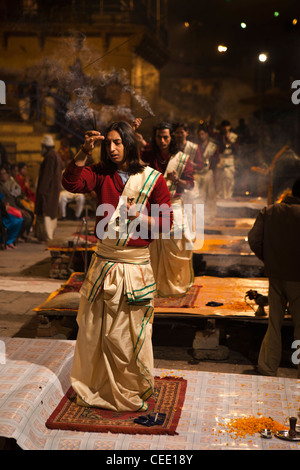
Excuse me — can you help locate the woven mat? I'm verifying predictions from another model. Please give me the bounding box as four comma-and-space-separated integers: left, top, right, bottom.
46, 376, 187, 435
154, 285, 201, 308
35, 272, 201, 313
57, 273, 201, 308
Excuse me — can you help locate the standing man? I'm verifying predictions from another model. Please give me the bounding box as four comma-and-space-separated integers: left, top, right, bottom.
196, 124, 220, 224
174, 122, 203, 203
174, 122, 202, 168
62, 121, 172, 411
215, 120, 238, 199
35, 134, 62, 242
248, 178, 300, 378
142, 122, 195, 297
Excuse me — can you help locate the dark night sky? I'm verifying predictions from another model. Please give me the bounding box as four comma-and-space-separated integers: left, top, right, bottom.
165, 0, 300, 86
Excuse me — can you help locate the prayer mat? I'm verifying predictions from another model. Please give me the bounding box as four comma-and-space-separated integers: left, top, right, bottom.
47, 233, 97, 251
46, 376, 187, 435
35, 273, 202, 314
154, 285, 201, 308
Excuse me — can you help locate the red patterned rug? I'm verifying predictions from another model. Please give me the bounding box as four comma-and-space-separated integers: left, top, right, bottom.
46, 376, 187, 435
154, 286, 201, 308
60, 273, 201, 308
35, 273, 201, 314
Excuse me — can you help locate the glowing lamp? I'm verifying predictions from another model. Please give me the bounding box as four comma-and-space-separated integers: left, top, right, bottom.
258, 53, 268, 63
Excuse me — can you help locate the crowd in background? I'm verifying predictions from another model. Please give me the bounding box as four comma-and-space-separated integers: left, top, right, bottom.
0, 135, 89, 250
1, 111, 299, 251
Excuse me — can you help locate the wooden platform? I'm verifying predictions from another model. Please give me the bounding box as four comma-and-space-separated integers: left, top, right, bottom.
154, 276, 269, 319
34, 274, 273, 321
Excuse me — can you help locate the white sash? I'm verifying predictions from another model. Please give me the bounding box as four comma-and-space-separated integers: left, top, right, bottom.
80, 166, 160, 303
99, 166, 161, 247
184, 141, 198, 162
164, 151, 190, 199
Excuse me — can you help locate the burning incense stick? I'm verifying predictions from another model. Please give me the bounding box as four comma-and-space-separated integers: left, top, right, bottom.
92, 110, 97, 131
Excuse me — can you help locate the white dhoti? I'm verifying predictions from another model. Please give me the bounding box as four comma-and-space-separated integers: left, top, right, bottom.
148, 152, 195, 297
194, 170, 217, 224
150, 199, 195, 297
59, 190, 85, 218
216, 156, 235, 199
35, 215, 57, 241
71, 241, 155, 411
70, 166, 162, 411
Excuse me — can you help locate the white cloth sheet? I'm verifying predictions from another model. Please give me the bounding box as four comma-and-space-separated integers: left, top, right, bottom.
0, 337, 299, 450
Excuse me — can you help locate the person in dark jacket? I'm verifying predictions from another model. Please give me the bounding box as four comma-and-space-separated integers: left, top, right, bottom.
248, 178, 300, 378
34, 135, 63, 241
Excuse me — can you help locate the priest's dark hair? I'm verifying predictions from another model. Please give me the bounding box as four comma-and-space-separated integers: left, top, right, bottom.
150, 122, 178, 157
101, 120, 144, 175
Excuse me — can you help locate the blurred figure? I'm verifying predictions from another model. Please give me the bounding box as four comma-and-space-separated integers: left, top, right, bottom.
28, 80, 39, 121
0, 192, 23, 249
174, 122, 203, 204
0, 166, 33, 241
234, 118, 252, 145
59, 189, 85, 220
57, 137, 74, 168
142, 122, 195, 297
0, 142, 8, 168
18, 75, 31, 122
234, 118, 256, 196
34, 135, 63, 242
215, 120, 239, 199
135, 132, 147, 154
16, 162, 36, 204
196, 124, 220, 224
174, 122, 202, 166
248, 178, 300, 378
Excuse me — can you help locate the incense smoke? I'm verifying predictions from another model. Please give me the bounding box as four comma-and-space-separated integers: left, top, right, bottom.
16, 34, 155, 130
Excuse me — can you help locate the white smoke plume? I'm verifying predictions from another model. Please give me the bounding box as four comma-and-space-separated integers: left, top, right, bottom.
19, 34, 155, 130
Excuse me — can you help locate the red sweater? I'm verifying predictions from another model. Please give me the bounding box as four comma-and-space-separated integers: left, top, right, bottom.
62, 160, 173, 246
142, 148, 194, 198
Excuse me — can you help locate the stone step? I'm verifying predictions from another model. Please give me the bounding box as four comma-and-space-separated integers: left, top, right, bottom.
0, 122, 35, 134
2, 134, 60, 162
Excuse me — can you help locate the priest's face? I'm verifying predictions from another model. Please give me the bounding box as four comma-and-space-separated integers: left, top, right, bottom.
155, 128, 171, 153
198, 129, 208, 142
174, 126, 188, 146
105, 130, 127, 170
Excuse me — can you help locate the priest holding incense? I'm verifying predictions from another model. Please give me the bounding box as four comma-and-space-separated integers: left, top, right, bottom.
62, 121, 172, 412
142, 122, 195, 297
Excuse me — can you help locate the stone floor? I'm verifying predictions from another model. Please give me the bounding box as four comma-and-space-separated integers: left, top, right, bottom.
0, 217, 298, 380
0, 216, 299, 451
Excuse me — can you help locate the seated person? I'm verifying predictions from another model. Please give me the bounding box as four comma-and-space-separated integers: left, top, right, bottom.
57, 138, 74, 169
0, 166, 34, 241
59, 189, 85, 220
0, 192, 23, 249
16, 162, 36, 204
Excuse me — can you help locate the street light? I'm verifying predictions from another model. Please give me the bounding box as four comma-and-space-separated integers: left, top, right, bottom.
218, 45, 228, 53
258, 53, 268, 63
257, 52, 269, 163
